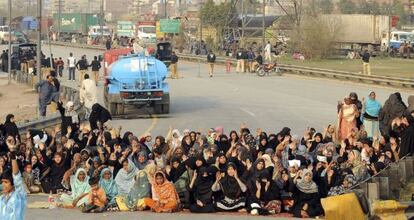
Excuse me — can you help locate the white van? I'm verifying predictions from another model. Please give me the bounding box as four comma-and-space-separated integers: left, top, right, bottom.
0, 26, 10, 44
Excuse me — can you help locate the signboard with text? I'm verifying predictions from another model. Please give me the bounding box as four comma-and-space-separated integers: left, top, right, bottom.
159, 19, 180, 33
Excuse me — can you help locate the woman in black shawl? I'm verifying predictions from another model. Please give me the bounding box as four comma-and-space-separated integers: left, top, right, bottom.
212, 162, 247, 211
216, 134, 230, 154
167, 157, 190, 208
247, 170, 282, 215
188, 167, 215, 213
89, 103, 112, 130
181, 135, 193, 154
3, 114, 20, 140
379, 92, 407, 136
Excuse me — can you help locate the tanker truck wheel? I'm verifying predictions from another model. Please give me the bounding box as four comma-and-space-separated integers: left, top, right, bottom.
154, 104, 163, 114
117, 103, 125, 115
109, 103, 117, 116
162, 104, 170, 114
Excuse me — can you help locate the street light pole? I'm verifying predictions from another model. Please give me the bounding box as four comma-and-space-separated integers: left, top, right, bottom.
7, 0, 11, 85
36, 0, 42, 83
262, 0, 265, 53
58, 0, 61, 41
100, 0, 104, 42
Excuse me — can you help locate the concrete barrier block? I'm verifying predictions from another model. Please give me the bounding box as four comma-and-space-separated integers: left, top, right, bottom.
368, 182, 380, 201
388, 164, 401, 200
398, 160, 407, 185
405, 157, 414, 179
371, 177, 390, 199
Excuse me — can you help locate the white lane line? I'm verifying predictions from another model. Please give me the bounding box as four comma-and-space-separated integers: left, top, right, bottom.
240, 107, 256, 117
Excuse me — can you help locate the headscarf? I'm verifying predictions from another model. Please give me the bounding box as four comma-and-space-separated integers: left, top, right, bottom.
132, 151, 149, 170
296, 169, 318, 194
99, 168, 118, 203
115, 159, 137, 196
171, 129, 182, 149
219, 163, 241, 200
70, 168, 91, 199
261, 154, 274, 168
65, 101, 79, 124
365, 92, 382, 117
127, 170, 151, 208
152, 171, 180, 202
3, 114, 19, 138
194, 167, 214, 196
216, 134, 230, 153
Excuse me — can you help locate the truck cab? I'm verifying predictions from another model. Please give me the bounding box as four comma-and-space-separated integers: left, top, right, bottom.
388, 31, 414, 49
88, 25, 111, 39
103, 50, 170, 116
117, 21, 135, 38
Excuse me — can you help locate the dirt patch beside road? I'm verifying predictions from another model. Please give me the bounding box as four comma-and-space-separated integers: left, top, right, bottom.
0, 78, 38, 124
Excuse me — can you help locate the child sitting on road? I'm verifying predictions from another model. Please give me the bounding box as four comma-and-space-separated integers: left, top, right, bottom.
82, 177, 107, 213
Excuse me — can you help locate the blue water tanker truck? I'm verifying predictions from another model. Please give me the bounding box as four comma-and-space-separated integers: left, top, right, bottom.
104, 54, 170, 116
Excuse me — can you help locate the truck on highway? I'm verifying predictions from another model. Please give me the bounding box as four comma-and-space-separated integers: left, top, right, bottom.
319, 14, 390, 51
136, 21, 156, 42
52, 13, 110, 42
117, 21, 135, 38
103, 49, 170, 116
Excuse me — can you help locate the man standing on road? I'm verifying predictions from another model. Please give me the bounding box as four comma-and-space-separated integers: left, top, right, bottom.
67, 53, 76, 81
76, 55, 89, 85
362, 49, 371, 75
90, 56, 101, 85
247, 48, 255, 73
264, 41, 272, 63
36, 74, 59, 117
207, 50, 216, 78
170, 51, 179, 79
0, 137, 26, 220
80, 74, 98, 119
105, 37, 112, 50
236, 48, 244, 73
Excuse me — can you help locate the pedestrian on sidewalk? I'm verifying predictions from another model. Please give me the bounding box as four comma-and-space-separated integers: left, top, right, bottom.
67, 53, 76, 81
207, 50, 216, 78
0, 50, 7, 72
362, 49, 371, 75
90, 56, 101, 85
76, 55, 89, 85
170, 51, 179, 79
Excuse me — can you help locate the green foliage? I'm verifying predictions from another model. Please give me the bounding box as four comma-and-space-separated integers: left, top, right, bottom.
338, 0, 357, 14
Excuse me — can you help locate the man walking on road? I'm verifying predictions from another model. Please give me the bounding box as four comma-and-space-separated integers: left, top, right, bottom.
80, 74, 98, 119
207, 50, 216, 78
90, 56, 101, 85
170, 51, 179, 79
67, 53, 76, 81
76, 55, 89, 85
362, 49, 371, 75
247, 48, 255, 73
264, 41, 272, 62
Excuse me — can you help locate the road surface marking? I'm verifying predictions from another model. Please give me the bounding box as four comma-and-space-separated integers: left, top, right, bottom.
140, 114, 158, 137
240, 108, 256, 117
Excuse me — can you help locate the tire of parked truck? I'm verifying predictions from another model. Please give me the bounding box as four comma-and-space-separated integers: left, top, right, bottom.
109, 102, 117, 116
162, 94, 170, 114
117, 103, 125, 115
154, 104, 163, 114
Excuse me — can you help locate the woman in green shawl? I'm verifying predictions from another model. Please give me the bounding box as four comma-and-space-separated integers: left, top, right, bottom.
126, 170, 151, 210
99, 168, 118, 206
60, 168, 91, 208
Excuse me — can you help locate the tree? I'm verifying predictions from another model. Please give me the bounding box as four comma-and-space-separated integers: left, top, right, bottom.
318, 0, 334, 14
337, 0, 357, 14
274, 0, 303, 28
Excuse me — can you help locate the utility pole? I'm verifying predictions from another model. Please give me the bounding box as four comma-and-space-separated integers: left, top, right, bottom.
198, 20, 202, 78
100, 0, 104, 42
7, 0, 12, 85
164, 0, 167, 19
262, 0, 265, 52
58, 0, 62, 41
36, 0, 42, 84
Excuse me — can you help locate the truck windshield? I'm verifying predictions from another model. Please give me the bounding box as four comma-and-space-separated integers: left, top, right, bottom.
141, 27, 155, 34
400, 34, 413, 41
120, 25, 133, 30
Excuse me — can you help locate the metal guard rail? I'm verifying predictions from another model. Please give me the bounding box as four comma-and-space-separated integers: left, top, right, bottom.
47, 41, 414, 88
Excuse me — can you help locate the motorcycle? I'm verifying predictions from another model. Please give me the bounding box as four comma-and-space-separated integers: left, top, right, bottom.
256, 61, 282, 77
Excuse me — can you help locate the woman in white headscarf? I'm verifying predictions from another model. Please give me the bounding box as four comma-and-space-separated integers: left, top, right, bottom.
291, 169, 323, 218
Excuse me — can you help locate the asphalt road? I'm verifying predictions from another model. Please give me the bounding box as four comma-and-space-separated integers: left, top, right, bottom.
1, 44, 411, 220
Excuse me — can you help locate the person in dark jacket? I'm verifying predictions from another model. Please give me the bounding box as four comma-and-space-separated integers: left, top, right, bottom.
236, 48, 244, 73
105, 37, 112, 50
3, 114, 20, 141
1, 50, 7, 72
76, 55, 89, 84
89, 56, 101, 85
207, 50, 216, 78
170, 51, 179, 79
393, 111, 414, 157
362, 50, 370, 75
247, 48, 255, 73
89, 103, 112, 131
